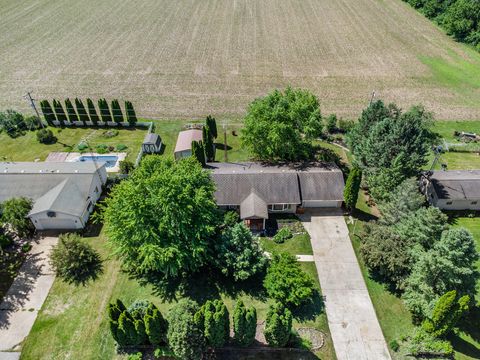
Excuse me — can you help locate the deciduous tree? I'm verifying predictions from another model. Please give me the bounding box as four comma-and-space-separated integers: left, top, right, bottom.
103, 156, 219, 281
0, 197, 34, 237
241, 87, 323, 161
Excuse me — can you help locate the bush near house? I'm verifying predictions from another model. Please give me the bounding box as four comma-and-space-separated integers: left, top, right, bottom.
0, 197, 34, 238
50, 233, 103, 286
233, 300, 257, 347
36, 128, 57, 144
264, 302, 293, 347
273, 227, 293, 244
264, 252, 315, 307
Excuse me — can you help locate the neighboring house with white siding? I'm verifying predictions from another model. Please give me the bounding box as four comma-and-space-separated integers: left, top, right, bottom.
0, 162, 107, 230
209, 162, 344, 231
174, 129, 203, 160
422, 170, 480, 211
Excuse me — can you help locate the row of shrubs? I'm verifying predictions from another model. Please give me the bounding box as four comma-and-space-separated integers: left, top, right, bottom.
39, 98, 138, 127
108, 298, 297, 358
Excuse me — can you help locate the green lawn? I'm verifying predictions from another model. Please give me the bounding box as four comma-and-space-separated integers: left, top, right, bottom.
0, 126, 147, 163
260, 234, 313, 256
21, 227, 334, 360
428, 120, 480, 170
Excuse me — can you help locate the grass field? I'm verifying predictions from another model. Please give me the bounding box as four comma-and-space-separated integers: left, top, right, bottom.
0, 126, 147, 162
428, 120, 480, 170
1, 0, 480, 120
20, 228, 335, 360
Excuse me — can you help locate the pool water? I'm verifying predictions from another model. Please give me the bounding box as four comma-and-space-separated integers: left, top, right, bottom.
76, 155, 118, 168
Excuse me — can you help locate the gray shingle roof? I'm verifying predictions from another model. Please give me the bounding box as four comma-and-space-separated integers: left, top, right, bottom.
240, 192, 268, 219
143, 133, 161, 145
209, 163, 300, 205
430, 170, 480, 200
0, 162, 104, 217
209, 162, 344, 206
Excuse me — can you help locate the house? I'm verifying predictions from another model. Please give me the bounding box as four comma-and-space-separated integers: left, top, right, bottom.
0, 162, 107, 230
209, 162, 344, 231
422, 170, 480, 210
174, 129, 203, 160
142, 133, 162, 154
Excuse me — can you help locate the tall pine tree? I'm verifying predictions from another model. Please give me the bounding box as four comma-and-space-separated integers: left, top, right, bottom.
203, 125, 215, 162
98, 98, 112, 124
111, 99, 124, 125
206, 115, 218, 139
39, 100, 56, 126
86, 98, 99, 126
125, 101, 137, 126
65, 98, 79, 124
75, 98, 90, 125
52, 99, 67, 126
344, 167, 362, 210
192, 140, 206, 166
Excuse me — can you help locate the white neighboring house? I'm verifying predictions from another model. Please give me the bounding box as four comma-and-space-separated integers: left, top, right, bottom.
0, 162, 107, 230
209, 162, 345, 231
423, 170, 480, 211
174, 129, 203, 160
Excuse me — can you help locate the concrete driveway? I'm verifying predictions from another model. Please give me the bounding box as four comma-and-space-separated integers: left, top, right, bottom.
0, 236, 58, 356
299, 209, 390, 360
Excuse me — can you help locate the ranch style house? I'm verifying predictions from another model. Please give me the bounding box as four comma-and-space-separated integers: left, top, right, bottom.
209, 162, 345, 231
422, 169, 480, 210
0, 162, 107, 230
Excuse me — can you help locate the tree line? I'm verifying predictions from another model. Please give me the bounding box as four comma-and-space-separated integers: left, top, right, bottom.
39, 98, 137, 127
405, 0, 480, 51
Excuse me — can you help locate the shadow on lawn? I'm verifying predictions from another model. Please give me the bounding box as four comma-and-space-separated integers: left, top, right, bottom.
449, 306, 480, 358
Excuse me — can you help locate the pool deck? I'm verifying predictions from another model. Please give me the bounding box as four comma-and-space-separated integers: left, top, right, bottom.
45, 152, 126, 172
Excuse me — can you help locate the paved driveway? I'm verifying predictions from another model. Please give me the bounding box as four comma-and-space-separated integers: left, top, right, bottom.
299, 209, 390, 360
0, 236, 58, 355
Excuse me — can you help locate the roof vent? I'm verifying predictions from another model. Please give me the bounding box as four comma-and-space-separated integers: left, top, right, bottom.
74, 170, 79, 173
21, 170, 25, 173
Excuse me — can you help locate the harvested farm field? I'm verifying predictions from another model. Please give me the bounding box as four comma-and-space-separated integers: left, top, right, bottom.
1, 0, 480, 120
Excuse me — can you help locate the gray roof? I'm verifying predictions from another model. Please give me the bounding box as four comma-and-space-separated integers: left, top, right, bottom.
209, 162, 344, 206
0, 162, 104, 217
430, 170, 480, 200
174, 129, 203, 153
240, 192, 268, 219
209, 163, 300, 205
143, 133, 161, 145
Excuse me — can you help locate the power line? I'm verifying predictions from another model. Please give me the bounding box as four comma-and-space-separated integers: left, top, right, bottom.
23, 91, 44, 128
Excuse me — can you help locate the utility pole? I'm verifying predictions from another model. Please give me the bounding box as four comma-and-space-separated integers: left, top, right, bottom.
369, 90, 376, 106
24, 91, 44, 128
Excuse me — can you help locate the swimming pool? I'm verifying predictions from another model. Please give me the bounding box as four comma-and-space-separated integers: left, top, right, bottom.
75, 155, 118, 168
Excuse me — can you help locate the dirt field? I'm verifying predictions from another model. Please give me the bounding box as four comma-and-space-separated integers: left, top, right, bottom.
1, 0, 480, 120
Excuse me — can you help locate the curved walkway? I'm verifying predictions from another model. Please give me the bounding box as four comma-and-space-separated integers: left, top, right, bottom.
299, 209, 390, 360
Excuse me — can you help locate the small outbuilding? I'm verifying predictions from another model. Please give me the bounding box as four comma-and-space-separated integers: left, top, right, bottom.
142, 133, 162, 154
422, 170, 480, 210
174, 129, 203, 160
0, 162, 107, 230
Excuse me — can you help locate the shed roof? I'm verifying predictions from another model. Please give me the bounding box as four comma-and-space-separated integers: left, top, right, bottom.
430, 170, 480, 200
143, 133, 161, 145
174, 130, 203, 153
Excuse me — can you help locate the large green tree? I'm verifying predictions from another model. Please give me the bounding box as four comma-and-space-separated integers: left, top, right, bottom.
347, 101, 435, 201
202, 125, 215, 162
216, 222, 267, 281
241, 87, 323, 161
103, 156, 219, 281
125, 101, 137, 126
403, 228, 479, 319
264, 252, 315, 307
0, 197, 34, 237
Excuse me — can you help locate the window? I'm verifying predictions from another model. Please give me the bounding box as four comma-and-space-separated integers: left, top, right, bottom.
446, 201, 453, 205
47, 211, 56, 218
269, 204, 291, 211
